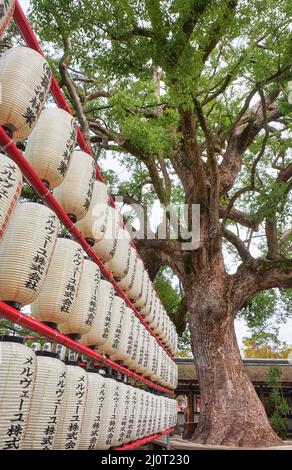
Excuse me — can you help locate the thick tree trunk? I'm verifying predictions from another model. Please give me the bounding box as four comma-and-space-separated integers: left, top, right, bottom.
186, 280, 282, 448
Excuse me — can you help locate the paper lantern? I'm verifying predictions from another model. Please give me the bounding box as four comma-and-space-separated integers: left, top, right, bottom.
111, 382, 132, 447
75, 181, 109, 244
25, 108, 77, 189
95, 377, 120, 450
131, 388, 145, 441
157, 396, 165, 433
0, 202, 59, 307
145, 393, 155, 437
80, 279, 114, 349
118, 247, 137, 292
31, 238, 83, 327
0, 1, 15, 39
0, 336, 36, 450
123, 386, 138, 444
54, 150, 95, 223
124, 317, 141, 371
127, 258, 145, 302
151, 395, 159, 435
134, 271, 150, 310
102, 295, 126, 357
106, 229, 132, 280
0, 46, 52, 141
110, 306, 134, 363
140, 286, 155, 318
59, 259, 100, 338
54, 364, 87, 450
92, 207, 121, 262
142, 331, 152, 377
0, 154, 22, 239
78, 370, 105, 450
23, 352, 66, 450
136, 326, 147, 374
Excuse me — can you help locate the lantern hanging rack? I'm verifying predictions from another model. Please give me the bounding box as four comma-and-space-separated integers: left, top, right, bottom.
0, 300, 174, 395
0, 127, 172, 359
113, 428, 173, 450
10, 0, 174, 358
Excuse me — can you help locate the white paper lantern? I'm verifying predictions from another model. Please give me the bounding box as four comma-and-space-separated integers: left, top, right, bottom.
92, 207, 121, 262
106, 229, 132, 280
142, 331, 152, 377
0, 1, 15, 39
0, 46, 52, 141
131, 388, 145, 441
95, 377, 120, 450
25, 108, 77, 189
54, 364, 87, 450
75, 181, 109, 244
111, 382, 132, 447
102, 295, 126, 356
134, 272, 150, 310
0, 337, 36, 450
54, 150, 95, 222
110, 306, 134, 363
123, 386, 138, 444
124, 317, 141, 371
23, 352, 66, 450
0, 154, 22, 239
31, 238, 83, 326
59, 259, 100, 338
78, 370, 105, 450
0, 202, 59, 307
80, 279, 114, 349
118, 247, 137, 292
127, 258, 145, 302
136, 326, 147, 374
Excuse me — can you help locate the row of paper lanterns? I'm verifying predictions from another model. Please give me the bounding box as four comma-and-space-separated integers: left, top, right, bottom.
0, 43, 178, 355
0, 337, 177, 450
0, 200, 178, 388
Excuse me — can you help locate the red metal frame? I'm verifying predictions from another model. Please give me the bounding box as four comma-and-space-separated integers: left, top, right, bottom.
0, 300, 173, 395
113, 428, 173, 450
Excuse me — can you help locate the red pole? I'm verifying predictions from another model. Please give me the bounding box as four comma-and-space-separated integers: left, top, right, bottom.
0, 300, 173, 395
113, 428, 173, 450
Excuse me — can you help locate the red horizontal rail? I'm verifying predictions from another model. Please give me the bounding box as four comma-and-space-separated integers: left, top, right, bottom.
114, 428, 173, 450
0, 300, 173, 395
0, 127, 171, 358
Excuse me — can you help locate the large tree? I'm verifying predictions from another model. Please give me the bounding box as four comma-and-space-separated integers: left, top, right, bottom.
28, 0, 291, 446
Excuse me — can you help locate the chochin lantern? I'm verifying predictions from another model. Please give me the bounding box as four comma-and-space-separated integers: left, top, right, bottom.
124, 317, 141, 371
0, 202, 59, 308
59, 259, 100, 339
31, 238, 83, 328
126, 258, 145, 302
75, 181, 109, 245
0, 336, 36, 450
110, 306, 134, 363
54, 364, 88, 450
80, 279, 114, 349
132, 388, 145, 442
102, 295, 126, 357
23, 352, 67, 450
111, 383, 132, 447
78, 369, 106, 450
95, 376, 121, 450
0, 46, 52, 141
0, 1, 15, 39
25, 108, 77, 189
134, 272, 150, 310
118, 247, 138, 292
106, 229, 132, 280
123, 387, 138, 444
0, 154, 23, 239
92, 207, 121, 262
54, 150, 95, 223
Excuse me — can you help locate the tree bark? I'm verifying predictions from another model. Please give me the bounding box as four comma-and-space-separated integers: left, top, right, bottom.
185, 277, 282, 447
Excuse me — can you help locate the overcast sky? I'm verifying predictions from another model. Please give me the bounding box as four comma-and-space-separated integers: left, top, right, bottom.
17, 0, 291, 352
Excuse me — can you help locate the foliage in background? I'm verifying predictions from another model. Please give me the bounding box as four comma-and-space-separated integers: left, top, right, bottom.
267, 366, 291, 438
